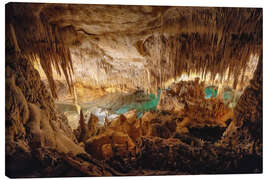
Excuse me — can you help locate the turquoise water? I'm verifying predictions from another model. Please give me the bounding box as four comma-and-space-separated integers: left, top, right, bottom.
204, 87, 236, 108
224, 91, 233, 101
115, 88, 161, 118
205, 86, 218, 99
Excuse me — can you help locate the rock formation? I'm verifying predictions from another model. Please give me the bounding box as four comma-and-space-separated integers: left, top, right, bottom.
5, 55, 114, 177
5, 2, 262, 177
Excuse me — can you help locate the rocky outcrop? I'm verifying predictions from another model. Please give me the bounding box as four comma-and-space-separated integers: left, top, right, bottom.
85, 130, 136, 160
5, 55, 112, 177
5, 53, 262, 176
220, 54, 262, 157
134, 135, 261, 174
5, 2, 262, 177
159, 78, 233, 130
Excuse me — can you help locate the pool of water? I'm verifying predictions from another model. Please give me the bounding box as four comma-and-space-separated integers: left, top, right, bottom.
115, 88, 161, 118
55, 89, 161, 129
205, 86, 218, 99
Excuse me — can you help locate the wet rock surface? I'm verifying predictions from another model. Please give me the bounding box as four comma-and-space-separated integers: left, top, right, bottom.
5, 56, 113, 177
5, 3, 262, 177
5, 54, 262, 177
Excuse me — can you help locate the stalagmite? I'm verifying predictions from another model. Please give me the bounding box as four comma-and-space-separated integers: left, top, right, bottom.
5, 3, 262, 177
87, 113, 99, 137
78, 109, 87, 143
73, 85, 81, 114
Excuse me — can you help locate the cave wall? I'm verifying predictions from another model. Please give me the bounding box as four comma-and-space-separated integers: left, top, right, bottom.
220, 53, 262, 158
5, 45, 263, 177
6, 3, 262, 95
5, 3, 263, 177
131, 54, 263, 174
5, 54, 115, 177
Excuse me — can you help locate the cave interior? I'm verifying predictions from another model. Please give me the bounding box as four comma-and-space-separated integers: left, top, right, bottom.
5, 3, 262, 177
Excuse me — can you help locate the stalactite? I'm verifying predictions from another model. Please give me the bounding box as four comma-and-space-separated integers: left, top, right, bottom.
9, 23, 20, 55
5, 4, 263, 177
141, 7, 262, 93
6, 4, 262, 96
6, 4, 74, 98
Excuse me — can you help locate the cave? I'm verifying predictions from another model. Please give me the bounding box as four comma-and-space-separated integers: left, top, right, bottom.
5, 3, 262, 177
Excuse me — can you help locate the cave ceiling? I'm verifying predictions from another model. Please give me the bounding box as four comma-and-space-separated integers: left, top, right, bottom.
6, 3, 262, 96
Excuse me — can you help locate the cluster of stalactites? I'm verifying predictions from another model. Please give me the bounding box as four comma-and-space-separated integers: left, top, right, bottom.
68, 6, 262, 95
141, 7, 262, 93
6, 4, 74, 98
6, 5, 262, 97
